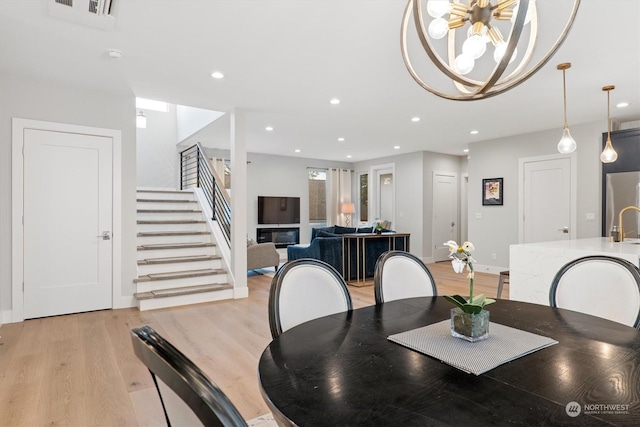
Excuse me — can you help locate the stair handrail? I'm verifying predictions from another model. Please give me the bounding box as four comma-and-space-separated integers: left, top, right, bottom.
180, 143, 231, 248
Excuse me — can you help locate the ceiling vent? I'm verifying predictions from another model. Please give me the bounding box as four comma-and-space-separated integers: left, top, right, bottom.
49, 0, 116, 30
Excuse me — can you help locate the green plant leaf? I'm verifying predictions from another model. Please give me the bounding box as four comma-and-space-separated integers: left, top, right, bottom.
482, 298, 497, 307
443, 295, 466, 310
462, 304, 483, 315
470, 294, 486, 305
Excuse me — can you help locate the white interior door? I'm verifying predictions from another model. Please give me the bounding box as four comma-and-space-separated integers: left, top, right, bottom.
523, 157, 572, 243
23, 129, 113, 319
432, 172, 458, 262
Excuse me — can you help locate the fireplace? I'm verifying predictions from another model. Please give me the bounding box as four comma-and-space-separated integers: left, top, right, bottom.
257, 227, 300, 248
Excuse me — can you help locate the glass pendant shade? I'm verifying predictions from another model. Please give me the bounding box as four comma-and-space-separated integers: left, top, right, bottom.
557, 126, 576, 154
600, 137, 618, 163
600, 85, 617, 163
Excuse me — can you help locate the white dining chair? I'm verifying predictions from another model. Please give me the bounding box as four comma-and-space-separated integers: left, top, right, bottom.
268, 258, 353, 339
374, 250, 437, 305
549, 255, 640, 328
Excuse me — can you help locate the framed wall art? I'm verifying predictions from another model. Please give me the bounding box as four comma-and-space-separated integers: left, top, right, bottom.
482, 178, 503, 206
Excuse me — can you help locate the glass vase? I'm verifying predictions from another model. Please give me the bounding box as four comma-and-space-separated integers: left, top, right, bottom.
450, 308, 490, 342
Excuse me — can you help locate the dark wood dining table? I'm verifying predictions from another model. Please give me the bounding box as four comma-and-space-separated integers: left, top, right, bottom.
258, 297, 640, 426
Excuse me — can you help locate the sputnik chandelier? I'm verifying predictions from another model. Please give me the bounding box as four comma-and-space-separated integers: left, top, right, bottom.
401, 0, 581, 100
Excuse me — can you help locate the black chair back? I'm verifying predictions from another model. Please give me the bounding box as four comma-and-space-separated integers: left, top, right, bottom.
130, 326, 248, 427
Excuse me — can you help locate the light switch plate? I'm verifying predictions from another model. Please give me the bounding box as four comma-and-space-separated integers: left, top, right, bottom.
586, 213, 595, 222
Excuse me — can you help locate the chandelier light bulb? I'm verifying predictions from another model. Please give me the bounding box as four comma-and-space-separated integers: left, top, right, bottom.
463, 34, 486, 60
511, 0, 535, 25
426, 0, 450, 18
454, 53, 474, 75
557, 127, 576, 154
428, 17, 449, 39
493, 42, 517, 64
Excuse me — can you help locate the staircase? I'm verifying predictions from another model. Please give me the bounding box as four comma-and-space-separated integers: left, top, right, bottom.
134, 189, 233, 310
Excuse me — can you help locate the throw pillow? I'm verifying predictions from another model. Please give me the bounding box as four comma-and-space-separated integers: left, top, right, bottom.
247, 238, 257, 246
316, 230, 341, 238
357, 227, 373, 233
333, 225, 356, 234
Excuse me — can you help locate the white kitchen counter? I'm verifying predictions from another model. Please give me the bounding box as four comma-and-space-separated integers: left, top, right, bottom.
509, 238, 640, 305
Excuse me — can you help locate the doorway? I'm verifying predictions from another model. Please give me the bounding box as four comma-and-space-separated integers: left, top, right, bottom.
12, 119, 122, 322
432, 172, 458, 262
519, 154, 576, 243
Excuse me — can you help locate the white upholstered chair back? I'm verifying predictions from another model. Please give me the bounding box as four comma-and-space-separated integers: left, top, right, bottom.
374, 251, 437, 304
550, 255, 640, 328
269, 259, 353, 338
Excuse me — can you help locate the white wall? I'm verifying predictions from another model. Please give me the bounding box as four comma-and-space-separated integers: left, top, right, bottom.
136, 105, 179, 189
468, 121, 605, 272
0, 73, 138, 318
176, 105, 225, 143
247, 153, 352, 244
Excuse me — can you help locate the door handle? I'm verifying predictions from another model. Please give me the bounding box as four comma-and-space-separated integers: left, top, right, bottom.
557, 227, 569, 234
98, 231, 111, 240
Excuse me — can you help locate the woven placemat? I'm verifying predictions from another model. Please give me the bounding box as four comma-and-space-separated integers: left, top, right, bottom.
388, 320, 558, 375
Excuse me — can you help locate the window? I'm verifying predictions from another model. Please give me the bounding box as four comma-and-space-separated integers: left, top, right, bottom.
359, 173, 368, 222
135, 98, 169, 112
308, 169, 327, 224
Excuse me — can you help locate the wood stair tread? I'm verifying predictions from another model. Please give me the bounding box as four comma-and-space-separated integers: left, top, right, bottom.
137, 190, 192, 194
134, 268, 226, 282
138, 255, 220, 265
137, 242, 215, 250
135, 283, 233, 300
137, 209, 202, 213
137, 231, 210, 237
137, 220, 206, 224
137, 199, 196, 203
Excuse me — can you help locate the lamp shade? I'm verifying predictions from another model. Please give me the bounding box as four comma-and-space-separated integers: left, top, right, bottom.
341, 203, 356, 214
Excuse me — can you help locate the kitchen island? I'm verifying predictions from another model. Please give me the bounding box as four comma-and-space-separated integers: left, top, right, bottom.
509, 237, 640, 305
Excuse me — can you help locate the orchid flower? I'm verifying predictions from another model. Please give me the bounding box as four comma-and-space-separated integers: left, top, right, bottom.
441, 240, 495, 314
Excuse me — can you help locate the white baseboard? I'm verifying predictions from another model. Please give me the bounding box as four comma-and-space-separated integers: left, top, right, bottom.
115, 296, 136, 309
1, 310, 14, 324
234, 287, 249, 299
473, 264, 506, 275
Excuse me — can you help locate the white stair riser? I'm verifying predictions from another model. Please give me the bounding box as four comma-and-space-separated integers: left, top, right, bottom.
137, 201, 198, 210
137, 223, 208, 233
138, 288, 234, 311
136, 273, 229, 293
138, 259, 222, 275
137, 191, 194, 201
137, 211, 205, 221
137, 246, 216, 260
137, 234, 212, 245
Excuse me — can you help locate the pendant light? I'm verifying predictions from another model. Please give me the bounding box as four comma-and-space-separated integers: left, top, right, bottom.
556, 63, 576, 154
600, 85, 618, 163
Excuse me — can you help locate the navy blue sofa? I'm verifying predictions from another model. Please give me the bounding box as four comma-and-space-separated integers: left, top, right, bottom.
287, 225, 407, 280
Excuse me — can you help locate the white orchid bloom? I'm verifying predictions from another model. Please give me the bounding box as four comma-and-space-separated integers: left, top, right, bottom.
462, 241, 475, 252
451, 258, 465, 273
444, 240, 458, 256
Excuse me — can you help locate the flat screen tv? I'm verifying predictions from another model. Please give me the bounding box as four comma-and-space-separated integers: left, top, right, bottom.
258, 196, 301, 224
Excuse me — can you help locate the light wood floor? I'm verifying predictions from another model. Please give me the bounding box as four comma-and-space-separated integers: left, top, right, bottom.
0, 263, 507, 426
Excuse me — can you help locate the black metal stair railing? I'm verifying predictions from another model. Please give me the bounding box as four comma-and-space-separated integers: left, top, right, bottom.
180, 143, 231, 247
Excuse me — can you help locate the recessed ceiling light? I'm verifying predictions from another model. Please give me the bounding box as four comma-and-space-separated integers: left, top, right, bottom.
411, 117, 420, 122
393, 145, 400, 149
106, 49, 123, 59
346, 155, 352, 158
616, 102, 629, 108
265, 126, 274, 131
211, 71, 224, 79
294, 149, 301, 153
330, 98, 341, 105
470, 130, 479, 135
338, 137, 345, 142
463, 149, 469, 153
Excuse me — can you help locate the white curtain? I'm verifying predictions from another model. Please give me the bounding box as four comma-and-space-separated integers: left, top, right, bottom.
327, 169, 352, 226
